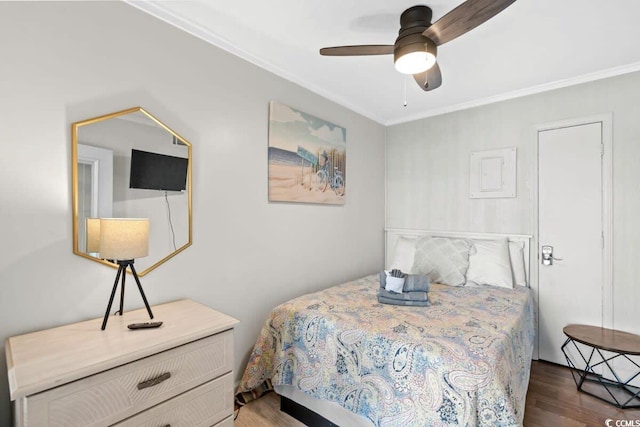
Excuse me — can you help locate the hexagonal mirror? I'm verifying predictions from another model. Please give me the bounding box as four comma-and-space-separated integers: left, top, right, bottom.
72, 107, 192, 276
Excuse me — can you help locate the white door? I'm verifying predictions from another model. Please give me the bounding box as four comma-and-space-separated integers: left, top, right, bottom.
537, 122, 604, 366
77, 144, 113, 253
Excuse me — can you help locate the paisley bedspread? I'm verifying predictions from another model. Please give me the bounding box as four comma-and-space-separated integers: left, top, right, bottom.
237, 274, 535, 427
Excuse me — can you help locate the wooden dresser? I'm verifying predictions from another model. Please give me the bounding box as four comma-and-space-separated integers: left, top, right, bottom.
5, 299, 239, 426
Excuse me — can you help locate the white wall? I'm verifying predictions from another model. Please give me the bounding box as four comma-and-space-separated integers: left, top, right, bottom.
0, 2, 385, 424
386, 70, 640, 337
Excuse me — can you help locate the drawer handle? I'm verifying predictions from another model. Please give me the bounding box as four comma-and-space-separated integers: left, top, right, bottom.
137, 372, 171, 390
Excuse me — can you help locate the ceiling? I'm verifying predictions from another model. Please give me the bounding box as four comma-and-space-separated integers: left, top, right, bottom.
128, 0, 640, 125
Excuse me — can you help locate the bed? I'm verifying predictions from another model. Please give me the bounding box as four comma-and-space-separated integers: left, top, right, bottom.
237, 229, 535, 427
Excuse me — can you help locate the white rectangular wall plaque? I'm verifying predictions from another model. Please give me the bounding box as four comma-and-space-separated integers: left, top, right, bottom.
470, 147, 516, 198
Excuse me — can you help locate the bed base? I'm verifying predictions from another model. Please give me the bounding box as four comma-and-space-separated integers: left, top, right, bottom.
280, 395, 338, 427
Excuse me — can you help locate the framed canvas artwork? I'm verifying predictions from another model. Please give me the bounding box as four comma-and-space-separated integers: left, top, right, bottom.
268, 101, 346, 205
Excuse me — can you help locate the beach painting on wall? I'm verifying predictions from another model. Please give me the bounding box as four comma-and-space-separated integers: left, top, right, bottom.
268, 101, 346, 205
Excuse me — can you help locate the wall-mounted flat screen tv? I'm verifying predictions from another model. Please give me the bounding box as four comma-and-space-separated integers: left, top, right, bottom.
129, 149, 188, 191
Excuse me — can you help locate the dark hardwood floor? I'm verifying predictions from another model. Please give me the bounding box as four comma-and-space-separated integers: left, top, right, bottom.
236, 360, 640, 426
525, 360, 640, 426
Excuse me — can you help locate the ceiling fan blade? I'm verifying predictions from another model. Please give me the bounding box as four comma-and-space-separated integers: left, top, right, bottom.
413, 63, 442, 91
423, 0, 516, 46
319, 45, 395, 56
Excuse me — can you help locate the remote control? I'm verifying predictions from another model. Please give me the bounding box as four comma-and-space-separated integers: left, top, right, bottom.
127, 321, 163, 330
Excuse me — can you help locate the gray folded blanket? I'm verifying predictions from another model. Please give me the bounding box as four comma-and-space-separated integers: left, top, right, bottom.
402, 274, 430, 293
377, 295, 430, 307
378, 288, 428, 301
379, 271, 431, 293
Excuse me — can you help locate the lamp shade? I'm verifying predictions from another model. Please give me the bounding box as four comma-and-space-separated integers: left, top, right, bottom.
99, 218, 149, 261
86, 218, 101, 253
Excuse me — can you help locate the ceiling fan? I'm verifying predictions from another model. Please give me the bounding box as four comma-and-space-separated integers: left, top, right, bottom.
319, 0, 516, 92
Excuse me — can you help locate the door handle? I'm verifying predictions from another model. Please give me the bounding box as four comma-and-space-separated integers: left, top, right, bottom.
541, 245, 562, 266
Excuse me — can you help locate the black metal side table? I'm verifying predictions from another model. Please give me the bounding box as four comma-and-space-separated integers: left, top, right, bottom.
562, 324, 640, 409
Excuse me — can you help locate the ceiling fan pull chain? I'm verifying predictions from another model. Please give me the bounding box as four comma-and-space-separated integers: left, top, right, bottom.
403, 75, 408, 107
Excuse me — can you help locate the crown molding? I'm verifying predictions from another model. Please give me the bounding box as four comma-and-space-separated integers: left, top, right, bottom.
125, 2, 640, 128
384, 61, 640, 126
124, 0, 386, 125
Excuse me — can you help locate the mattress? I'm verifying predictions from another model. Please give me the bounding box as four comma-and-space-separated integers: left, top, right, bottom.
237, 274, 535, 426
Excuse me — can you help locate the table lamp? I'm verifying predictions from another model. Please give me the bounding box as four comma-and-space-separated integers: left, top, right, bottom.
99, 218, 154, 330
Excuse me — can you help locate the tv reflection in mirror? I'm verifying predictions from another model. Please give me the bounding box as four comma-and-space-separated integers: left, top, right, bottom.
129, 149, 188, 191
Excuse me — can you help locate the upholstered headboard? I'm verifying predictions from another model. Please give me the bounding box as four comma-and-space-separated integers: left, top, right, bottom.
385, 228, 533, 287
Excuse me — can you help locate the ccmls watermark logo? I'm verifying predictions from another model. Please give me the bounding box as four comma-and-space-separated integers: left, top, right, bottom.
605, 419, 640, 427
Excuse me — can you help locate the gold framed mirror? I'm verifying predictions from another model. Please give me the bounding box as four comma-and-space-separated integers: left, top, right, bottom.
72, 107, 192, 276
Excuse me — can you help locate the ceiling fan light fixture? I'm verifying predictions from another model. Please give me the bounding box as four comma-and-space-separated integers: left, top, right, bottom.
394, 36, 437, 75
394, 50, 436, 74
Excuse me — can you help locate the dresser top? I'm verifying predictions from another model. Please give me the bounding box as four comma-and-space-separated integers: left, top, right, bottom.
5, 299, 239, 400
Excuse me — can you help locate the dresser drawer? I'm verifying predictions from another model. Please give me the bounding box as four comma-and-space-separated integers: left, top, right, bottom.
23, 330, 233, 426
114, 373, 233, 427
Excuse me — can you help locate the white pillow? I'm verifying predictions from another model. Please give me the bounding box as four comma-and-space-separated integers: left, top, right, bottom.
508, 241, 527, 286
466, 238, 514, 289
390, 236, 417, 273
412, 237, 472, 286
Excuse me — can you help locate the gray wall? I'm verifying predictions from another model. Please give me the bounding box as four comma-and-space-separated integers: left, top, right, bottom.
0, 2, 385, 424
387, 70, 640, 336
